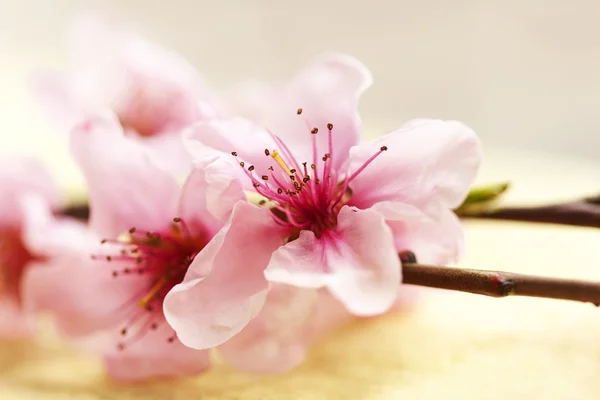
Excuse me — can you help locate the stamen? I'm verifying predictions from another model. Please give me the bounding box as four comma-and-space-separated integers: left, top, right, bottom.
138, 276, 167, 309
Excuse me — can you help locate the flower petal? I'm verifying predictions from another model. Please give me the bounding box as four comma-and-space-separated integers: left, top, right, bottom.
348, 119, 482, 211
70, 112, 180, 237
22, 257, 144, 338
103, 349, 210, 382
266, 207, 401, 316
0, 299, 32, 338
218, 285, 318, 373
230, 54, 371, 174
163, 202, 285, 349
178, 156, 245, 236
0, 157, 59, 228
388, 206, 465, 265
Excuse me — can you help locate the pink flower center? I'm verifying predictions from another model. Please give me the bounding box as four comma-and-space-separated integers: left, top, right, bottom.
233, 108, 387, 238
0, 229, 32, 305
92, 218, 205, 350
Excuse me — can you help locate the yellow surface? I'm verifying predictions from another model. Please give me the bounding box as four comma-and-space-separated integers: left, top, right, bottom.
0, 126, 599, 398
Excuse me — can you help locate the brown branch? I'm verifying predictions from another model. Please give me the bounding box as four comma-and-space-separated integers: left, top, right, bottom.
459, 194, 600, 228
402, 263, 600, 305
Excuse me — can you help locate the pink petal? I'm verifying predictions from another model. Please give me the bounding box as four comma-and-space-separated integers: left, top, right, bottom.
70, 112, 180, 237
178, 157, 245, 236
103, 349, 210, 382
218, 285, 319, 373
348, 119, 482, 211
388, 205, 465, 265
163, 202, 285, 349
229, 53, 371, 174
266, 207, 401, 316
22, 258, 144, 338
0, 157, 59, 228
183, 118, 277, 182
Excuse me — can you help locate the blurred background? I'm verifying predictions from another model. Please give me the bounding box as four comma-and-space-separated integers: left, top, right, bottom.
0, 0, 598, 194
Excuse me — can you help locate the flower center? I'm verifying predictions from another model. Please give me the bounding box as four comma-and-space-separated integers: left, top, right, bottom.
92, 218, 204, 350
233, 108, 387, 238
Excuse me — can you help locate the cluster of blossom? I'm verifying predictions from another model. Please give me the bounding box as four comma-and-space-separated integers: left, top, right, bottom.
0, 14, 482, 381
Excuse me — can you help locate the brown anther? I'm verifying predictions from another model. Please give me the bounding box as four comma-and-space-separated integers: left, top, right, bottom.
258, 200, 267, 205
124, 268, 131, 274
311, 127, 318, 134
146, 232, 153, 239
112, 271, 118, 277
268, 166, 274, 171
129, 227, 136, 234
316, 179, 321, 184
290, 169, 297, 174
311, 163, 316, 170
167, 337, 175, 343
261, 175, 269, 180
264, 149, 270, 156
146, 305, 154, 312
302, 162, 307, 167
303, 176, 310, 183
173, 217, 181, 222
248, 165, 255, 171
150, 323, 158, 330
136, 256, 143, 263
100, 239, 107, 244
277, 188, 283, 194
322, 156, 327, 161
231, 151, 238, 156
297, 108, 303, 114
380, 146, 388, 151
106, 255, 112, 262
253, 182, 261, 188
120, 249, 127, 255
120, 328, 127, 336
117, 343, 125, 351
327, 123, 333, 130
240, 161, 245, 167
290, 175, 296, 181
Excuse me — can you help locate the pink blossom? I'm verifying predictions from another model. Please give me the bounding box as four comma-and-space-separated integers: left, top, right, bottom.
33, 12, 223, 173
0, 157, 59, 337
166, 54, 481, 351
21, 112, 282, 381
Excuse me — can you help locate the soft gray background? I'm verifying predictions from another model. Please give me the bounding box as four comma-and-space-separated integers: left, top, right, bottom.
1, 0, 599, 166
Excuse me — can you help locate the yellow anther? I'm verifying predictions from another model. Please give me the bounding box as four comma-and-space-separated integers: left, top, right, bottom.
271, 150, 293, 176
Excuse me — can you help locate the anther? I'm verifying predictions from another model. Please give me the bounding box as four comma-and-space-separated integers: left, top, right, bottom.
297, 108, 303, 115
311, 128, 318, 134
268, 166, 274, 171
290, 169, 296, 174
277, 188, 283, 194
327, 123, 333, 130
100, 239, 107, 244
124, 268, 131, 274
240, 161, 245, 167
231, 151, 238, 156
253, 182, 261, 188
150, 323, 158, 330
261, 175, 269, 180
259, 200, 267, 206
311, 164, 316, 170
117, 343, 125, 351
173, 217, 181, 222
112, 271, 118, 277
380, 146, 388, 151
248, 165, 255, 172
303, 176, 310, 183
120, 328, 127, 336
167, 336, 175, 343
106, 256, 112, 262
129, 227, 136, 234
264, 149, 270, 156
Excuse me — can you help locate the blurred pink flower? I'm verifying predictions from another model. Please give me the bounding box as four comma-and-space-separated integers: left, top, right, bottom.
33, 13, 223, 173
21, 112, 285, 381
166, 54, 482, 346
0, 157, 59, 337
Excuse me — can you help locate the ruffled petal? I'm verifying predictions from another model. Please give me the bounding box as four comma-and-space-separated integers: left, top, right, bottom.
388, 206, 465, 265
348, 119, 482, 211
177, 157, 245, 236
163, 202, 285, 349
266, 207, 401, 316
218, 285, 318, 373
70, 112, 180, 237
229, 53, 371, 174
